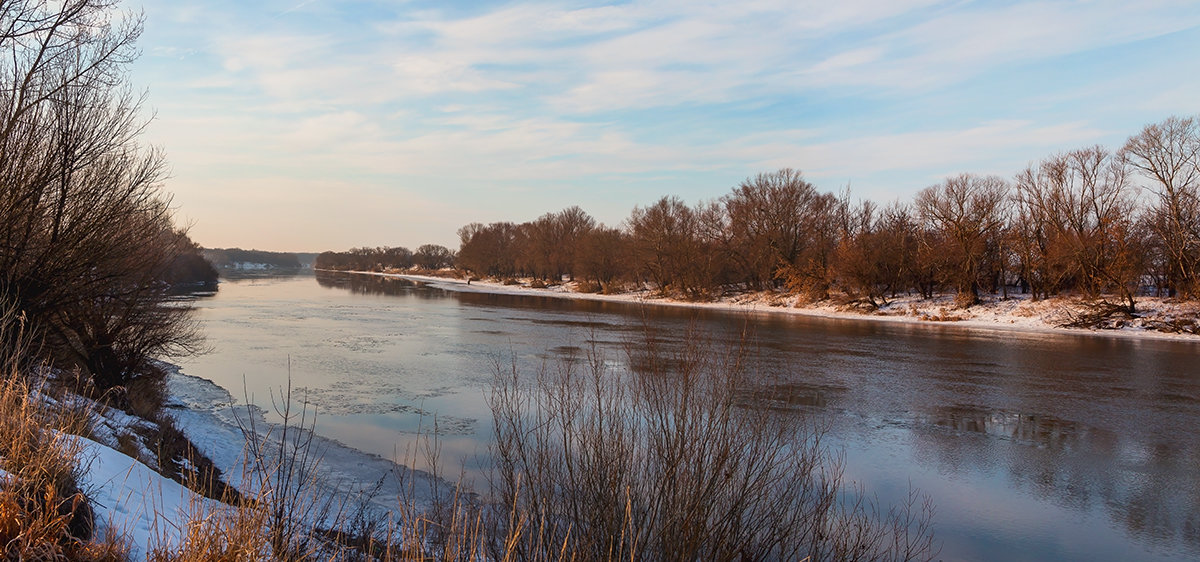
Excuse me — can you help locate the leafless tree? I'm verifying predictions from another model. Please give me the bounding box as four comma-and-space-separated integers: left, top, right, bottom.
627, 196, 719, 300
915, 174, 1010, 307
1015, 147, 1145, 310
457, 222, 521, 277
575, 226, 628, 293
0, 0, 202, 387
1123, 115, 1200, 298
413, 243, 455, 270
553, 206, 596, 281
723, 168, 842, 296
835, 201, 918, 308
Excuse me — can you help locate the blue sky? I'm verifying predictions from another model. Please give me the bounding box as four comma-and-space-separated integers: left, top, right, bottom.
130, 0, 1200, 252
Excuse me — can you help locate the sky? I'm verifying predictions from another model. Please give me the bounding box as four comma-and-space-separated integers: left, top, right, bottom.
129, 0, 1200, 252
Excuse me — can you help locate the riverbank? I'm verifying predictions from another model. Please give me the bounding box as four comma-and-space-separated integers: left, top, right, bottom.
46, 362, 450, 557
356, 271, 1200, 343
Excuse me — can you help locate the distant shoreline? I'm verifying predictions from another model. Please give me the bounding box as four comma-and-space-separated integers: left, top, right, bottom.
324, 270, 1200, 344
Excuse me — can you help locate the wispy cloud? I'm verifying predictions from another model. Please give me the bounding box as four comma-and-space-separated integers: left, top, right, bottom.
130, 0, 1200, 249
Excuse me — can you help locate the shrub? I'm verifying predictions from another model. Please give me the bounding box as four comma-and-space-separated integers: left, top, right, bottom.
486, 330, 939, 561
574, 280, 602, 293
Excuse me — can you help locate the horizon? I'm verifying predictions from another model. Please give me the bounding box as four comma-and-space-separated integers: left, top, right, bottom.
134, 0, 1200, 253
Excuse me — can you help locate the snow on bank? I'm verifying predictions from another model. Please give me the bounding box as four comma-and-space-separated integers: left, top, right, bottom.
162, 364, 449, 515
67, 364, 455, 557
374, 272, 1200, 343
79, 437, 216, 558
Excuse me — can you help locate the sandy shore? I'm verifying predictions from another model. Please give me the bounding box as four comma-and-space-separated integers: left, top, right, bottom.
352, 271, 1200, 344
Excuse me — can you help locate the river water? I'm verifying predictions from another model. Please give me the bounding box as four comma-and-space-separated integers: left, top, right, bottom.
175, 271, 1200, 561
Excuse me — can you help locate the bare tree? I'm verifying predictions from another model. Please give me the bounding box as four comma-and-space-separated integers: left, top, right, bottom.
413, 243, 455, 270
0, 0, 202, 387
457, 223, 515, 277
517, 213, 558, 280
1123, 115, 1200, 298
627, 196, 717, 300
1015, 147, 1145, 310
553, 206, 596, 281
575, 226, 628, 293
724, 168, 823, 290
835, 201, 918, 308
915, 174, 1009, 307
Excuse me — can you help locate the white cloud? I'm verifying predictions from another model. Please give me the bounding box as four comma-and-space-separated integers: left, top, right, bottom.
131, 0, 1200, 249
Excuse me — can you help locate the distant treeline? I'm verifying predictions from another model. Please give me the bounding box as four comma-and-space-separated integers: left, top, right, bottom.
333, 115, 1200, 312
455, 116, 1200, 309
316, 244, 456, 271
203, 248, 304, 269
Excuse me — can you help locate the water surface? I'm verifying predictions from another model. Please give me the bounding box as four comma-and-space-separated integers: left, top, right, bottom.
177, 271, 1200, 561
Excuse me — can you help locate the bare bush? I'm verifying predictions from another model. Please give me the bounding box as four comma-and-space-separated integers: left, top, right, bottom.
487, 329, 938, 562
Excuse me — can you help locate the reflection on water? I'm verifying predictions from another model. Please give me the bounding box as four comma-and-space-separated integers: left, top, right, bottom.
179, 271, 1200, 561
928, 406, 1097, 447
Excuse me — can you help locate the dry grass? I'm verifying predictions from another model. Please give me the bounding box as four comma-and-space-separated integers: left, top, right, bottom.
0, 301, 130, 560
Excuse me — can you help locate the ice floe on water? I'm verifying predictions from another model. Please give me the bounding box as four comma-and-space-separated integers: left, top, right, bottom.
163, 363, 453, 516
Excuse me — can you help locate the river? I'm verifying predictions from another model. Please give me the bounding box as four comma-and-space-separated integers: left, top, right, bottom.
174, 270, 1200, 561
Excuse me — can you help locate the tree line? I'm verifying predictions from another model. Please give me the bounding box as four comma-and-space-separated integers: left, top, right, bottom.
203, 248, 303, 269
443, 116, 1198, 310
316, 243, 456, 271
0, 0, 208, 389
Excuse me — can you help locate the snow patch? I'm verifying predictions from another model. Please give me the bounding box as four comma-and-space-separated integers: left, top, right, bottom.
81, 438, 213, 558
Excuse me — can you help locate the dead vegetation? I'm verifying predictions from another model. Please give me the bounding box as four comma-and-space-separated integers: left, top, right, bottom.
486, 330, 939, 562
0, 304, 129, 559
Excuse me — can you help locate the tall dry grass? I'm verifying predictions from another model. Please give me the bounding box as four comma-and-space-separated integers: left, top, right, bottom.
0, 299, 129, 560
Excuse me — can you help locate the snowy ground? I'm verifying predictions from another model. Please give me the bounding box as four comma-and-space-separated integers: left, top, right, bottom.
374, 272, 1200, 342
82, 437, 212, 558
162, 364, 449, 512
73, 364, 451, 557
